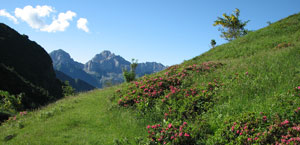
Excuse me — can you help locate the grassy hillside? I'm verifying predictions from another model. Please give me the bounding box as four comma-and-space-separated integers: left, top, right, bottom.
1, 13, 300, 144
112, 13, 300, 144
185, 12, 300, 123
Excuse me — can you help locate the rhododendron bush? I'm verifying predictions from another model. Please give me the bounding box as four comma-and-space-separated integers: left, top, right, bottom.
213, 107, 300, 145
213, 87, 300, 145
114, 62, 223, 144
113, 59, 300, 144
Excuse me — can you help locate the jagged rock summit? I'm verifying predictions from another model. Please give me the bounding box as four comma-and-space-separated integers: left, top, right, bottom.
50, 49, 84, 69
85, 50, 130, 74
91, 50, 116, 61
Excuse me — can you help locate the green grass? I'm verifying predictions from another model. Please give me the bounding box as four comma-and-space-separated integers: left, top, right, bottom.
0, 87, 150, 145
203, 44, 300, 130
180, 13, 300, 134
1, 12, 300, 145
190, 13, 300, 114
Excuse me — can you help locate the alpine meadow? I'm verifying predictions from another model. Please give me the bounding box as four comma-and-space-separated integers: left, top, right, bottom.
1, 1, 300, 145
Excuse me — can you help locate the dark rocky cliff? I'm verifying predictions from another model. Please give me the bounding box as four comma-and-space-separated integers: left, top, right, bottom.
0, 23, 63, 108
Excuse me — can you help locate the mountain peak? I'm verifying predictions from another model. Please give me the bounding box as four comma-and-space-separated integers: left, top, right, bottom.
49, 49, 84, 70
100, 50, 113, 56
55, 49, 68, 54
50, 49, 71, 60
92, 50, 116, 61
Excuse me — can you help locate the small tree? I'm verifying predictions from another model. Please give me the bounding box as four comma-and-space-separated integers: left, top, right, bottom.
210, 39, 216, 48
213, 8, 249, 41
62, 81, 75, 96
123, 59, 138, 82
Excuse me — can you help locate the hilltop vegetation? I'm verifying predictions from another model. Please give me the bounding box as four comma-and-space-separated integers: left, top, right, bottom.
1, 13, 300, 144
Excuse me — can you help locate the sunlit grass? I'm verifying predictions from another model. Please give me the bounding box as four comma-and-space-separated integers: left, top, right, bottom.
0, 87, 150, 145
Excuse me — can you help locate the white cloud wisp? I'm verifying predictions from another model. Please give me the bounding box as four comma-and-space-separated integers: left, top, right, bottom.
2, 5, 87, 33
0, 9, 18, 24
77, 18, 89, 32
41, 11, 76, 32
14, 5, 53, 29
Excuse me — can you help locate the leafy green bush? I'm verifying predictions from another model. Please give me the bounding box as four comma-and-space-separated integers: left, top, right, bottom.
62, 81, 75, 96
0, 90, 23, 113
123, 59, 138, 82
122, 69, 136, 83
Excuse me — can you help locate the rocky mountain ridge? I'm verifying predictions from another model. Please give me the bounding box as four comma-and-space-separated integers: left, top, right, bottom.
50, 49, 166, 88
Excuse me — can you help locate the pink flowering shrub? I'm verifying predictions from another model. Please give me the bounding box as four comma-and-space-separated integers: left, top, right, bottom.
214, 106, 300, 145
114, 62, 223, 144
146, 121, 194, 145
115, 62, 222, 113
212, 86, 300, 144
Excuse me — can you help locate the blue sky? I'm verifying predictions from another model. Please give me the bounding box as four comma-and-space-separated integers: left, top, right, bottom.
1, 0, 300, 66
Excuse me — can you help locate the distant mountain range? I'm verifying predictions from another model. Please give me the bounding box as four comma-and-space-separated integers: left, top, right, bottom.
50, 49, 166, 88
